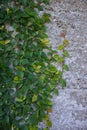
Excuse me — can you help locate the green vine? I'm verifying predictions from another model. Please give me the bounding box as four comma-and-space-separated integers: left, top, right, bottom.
0, 0, 70, 130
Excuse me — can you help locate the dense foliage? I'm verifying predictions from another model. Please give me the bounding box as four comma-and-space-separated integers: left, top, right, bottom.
0, 0, 69, 130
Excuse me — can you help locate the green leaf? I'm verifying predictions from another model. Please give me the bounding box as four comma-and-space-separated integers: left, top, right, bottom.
21, 125, 28, 130
17, 66, 25, 71
48, 65, 57, 73
6, 8, 12, 14
13, 76, 21, 83
29, 126, 38, 130
25, 7, 37, 17
17, 71, 24, 79
58, 44, 64, 50
53, 89, 59, 95
63, 51, 70, 57
5, 40, 11, 44
20, 59, 28, 65
40, 38, 50, 46
0, 40, 4, 45
32, 95, 38, 102
5, 116, 9, 123
53, 54, 59, 60
0, 40, 10, 45
39, 33, 48, 39
48, 101, 53, 106
46, 120, 52, 127
60, 79, 66, 87
20, 0, 27, 5
0, 25, 4, 30
44, 128, 49, 130
57, 56, 64, 63
44, 0, 50, 4
42, 13, 51, 23
33, 64, 41, 71
16, 96, 26, 102
63, 64, 69, 71
39, 75, 45, 84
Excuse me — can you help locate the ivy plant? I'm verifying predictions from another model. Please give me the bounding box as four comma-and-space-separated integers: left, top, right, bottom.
0, 0, 70, 130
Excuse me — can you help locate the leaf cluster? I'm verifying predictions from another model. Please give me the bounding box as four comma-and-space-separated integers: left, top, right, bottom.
0, 0, 69, 130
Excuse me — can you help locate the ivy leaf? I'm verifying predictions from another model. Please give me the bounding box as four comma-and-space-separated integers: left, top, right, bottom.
44, 128, 49, 130
20, 0, 27, 5
17, 71, 24, 79
40, 38, 50, 46
39, 75, 45, 84
20, 59, 28, 65
39, 33, 48, 39
63, 38, 69, 46
16, 96, 26, 102
44, 0, 50, 4
53, 54, 59, 60
0, 40, 4, 45
45, 114, 49, 121
57, 56, 64, 63
63, 64, 69, 71
25, 7, 37, 17
32, 95, 38, 102
58, 44, 64, 50
42, 13, 51, 23
6, 8, 12, 14
17, 66, 25, 71
63, 51, 69, 57
53, 89, 59, 95
29, 126, 38, 130
48, 101, 53, 106
60, 79, 66, 87
5, 40, 11, 44
13, 76, 21, 83
0, 25, 4, 30
46, 120, 52, 127
33, 64, 41, 73
0, 40, 10, 45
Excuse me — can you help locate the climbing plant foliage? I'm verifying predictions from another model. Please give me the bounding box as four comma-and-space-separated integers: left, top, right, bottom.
0, 0, 70, 130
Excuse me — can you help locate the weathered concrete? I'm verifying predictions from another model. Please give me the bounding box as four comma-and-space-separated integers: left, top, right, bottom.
44, 0, 87, 129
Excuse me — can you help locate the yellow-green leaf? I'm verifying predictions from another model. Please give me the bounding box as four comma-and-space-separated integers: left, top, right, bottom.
33, 64, 41, 73
40, 38, 50, 46
0, 40, 5, 45
17, 66, 25, 71
46, 120, 52, 127
32, 94, 38, 102
0, 25, 4, 30
45, 114, 49, 121
13, 76, 21, 83
6, 8, 12, 14
57, 56, 64, 63
16, 96, 26, 102
44, 128, 48, 130
63, 38, 69, 46
29, 125, 38, 130
5, 40, 11, 44
0, 40, 10, 45
58, 44, 64, 50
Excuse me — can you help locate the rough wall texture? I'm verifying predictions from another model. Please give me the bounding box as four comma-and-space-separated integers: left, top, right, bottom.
45, 0, 87, 129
